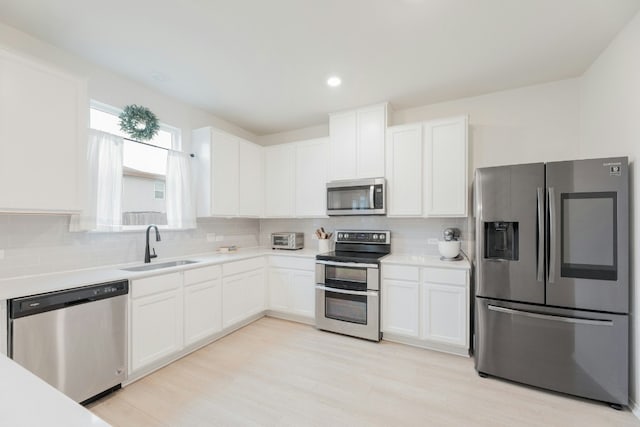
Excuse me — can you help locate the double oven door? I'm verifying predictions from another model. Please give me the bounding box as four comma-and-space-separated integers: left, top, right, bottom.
315, 260, 380, 341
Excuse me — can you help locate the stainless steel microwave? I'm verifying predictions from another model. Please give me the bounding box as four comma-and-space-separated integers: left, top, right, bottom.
326, 178, 386, 216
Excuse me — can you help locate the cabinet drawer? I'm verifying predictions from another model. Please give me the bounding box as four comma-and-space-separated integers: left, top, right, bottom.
223, 257, 266, 277
131, 272, 182, 299
184, 265, 221, 285
383, 264, 419, 281
423, 267, 466, 285
270, 256, 314, 271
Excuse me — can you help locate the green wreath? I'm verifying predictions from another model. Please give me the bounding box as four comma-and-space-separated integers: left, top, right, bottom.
119, 104, 160, 141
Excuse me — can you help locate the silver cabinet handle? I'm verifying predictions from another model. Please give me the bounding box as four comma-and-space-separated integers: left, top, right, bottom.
548, 187, 556, 283
315, 285, 379, 297
488, 305, 613, 326
536, 187, 544, 282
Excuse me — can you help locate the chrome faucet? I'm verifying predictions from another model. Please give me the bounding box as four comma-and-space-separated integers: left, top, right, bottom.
144, 225, 161, 263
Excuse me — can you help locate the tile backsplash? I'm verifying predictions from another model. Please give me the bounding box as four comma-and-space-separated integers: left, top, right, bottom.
0, 215, 259, 279
0, 214, 472, 280
260, 217, 470, 256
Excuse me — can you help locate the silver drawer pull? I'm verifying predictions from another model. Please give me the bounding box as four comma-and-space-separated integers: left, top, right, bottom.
315, 285, 378, 297
488, 305, 613, 326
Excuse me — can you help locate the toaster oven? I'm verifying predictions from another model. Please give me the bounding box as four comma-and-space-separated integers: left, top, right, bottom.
271, 232, 304, 250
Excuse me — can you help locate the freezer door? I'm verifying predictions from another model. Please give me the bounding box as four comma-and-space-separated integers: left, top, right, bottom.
475, 298, 628, 405
546, 157, 629, 313
475, 163, 545, 304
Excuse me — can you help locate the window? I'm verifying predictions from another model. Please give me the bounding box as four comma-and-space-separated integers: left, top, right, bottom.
89, 101, 181, 228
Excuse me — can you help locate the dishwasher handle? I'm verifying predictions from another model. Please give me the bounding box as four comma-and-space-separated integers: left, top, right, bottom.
9, 279, 129, 319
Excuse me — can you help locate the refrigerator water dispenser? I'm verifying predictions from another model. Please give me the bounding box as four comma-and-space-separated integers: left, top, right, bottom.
484, 221, 518, 260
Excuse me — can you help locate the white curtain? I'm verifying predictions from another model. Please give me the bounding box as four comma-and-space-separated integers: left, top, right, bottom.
166, 149, 196, 229
70, 129, 123, 231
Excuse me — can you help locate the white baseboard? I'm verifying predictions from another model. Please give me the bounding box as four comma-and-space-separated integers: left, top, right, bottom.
630, 398, 640, 419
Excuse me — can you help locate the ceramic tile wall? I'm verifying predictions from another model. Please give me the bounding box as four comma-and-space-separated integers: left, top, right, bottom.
260, 217, 470, 256
0, 215, 259, 279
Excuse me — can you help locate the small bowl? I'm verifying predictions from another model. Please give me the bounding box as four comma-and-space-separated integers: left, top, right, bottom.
438, 240, 461, 259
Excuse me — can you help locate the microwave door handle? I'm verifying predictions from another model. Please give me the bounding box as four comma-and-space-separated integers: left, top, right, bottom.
548, 187, 556, 283
536, 187, 544, 282
370, 185, 375, 209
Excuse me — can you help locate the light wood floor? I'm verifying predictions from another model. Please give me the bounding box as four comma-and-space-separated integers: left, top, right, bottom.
90, 317, 639, 427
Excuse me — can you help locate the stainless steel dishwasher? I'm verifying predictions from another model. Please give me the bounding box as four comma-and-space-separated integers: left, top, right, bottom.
8, 280, 128, 404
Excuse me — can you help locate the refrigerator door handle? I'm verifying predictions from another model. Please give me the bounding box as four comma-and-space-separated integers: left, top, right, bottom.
488, 305, 613, 326
536, 187, 544, 282
548, 187, 556, 283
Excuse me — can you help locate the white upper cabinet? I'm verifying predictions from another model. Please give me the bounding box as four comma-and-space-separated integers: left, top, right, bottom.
0, 49, 87, 213
329, 103, 387, 181
386, 124, 423, 216
193, 127, 263, 217
295, 138, 329, 217
424, 116, 468, 217
385, 115, 468, 218
264, 144, 296, 217
239, 139, 263, 217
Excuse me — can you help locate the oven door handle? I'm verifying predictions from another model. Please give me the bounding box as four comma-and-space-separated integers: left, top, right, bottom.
315, 285, 379, 297
315, 260, 379, 269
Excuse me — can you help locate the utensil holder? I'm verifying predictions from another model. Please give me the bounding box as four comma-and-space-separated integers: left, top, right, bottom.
318, 239, 332, 253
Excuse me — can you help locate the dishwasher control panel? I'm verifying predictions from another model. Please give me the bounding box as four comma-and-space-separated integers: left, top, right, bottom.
9, 280, 129, 319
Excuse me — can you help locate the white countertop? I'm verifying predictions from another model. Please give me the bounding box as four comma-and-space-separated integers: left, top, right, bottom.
0, 247, 318, 300
0, 355, 110, 427
382, 253, 471, 269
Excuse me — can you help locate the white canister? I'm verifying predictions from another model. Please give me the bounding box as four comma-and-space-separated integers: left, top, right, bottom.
318, 239, 332, 254
438, 240, 461, 259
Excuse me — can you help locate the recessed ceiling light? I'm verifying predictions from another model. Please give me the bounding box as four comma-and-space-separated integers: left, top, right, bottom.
327, 76, 342, 87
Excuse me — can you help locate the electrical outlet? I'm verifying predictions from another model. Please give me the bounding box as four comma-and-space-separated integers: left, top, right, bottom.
206, 233, 216, 242
215, 235, 224, 242
427, 238, 439, 245
0, 249, 4, 260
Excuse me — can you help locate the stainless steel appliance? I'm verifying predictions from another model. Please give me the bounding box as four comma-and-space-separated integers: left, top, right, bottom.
271, 232, 304, 250
474, 157, 629, 408
326, 177, 386, 216
8, 280, 128, 404
315, 230, 390, 341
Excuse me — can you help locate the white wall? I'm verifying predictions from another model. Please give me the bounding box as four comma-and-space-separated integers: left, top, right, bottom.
0, 22, 257, 151
579, 10, 640, 411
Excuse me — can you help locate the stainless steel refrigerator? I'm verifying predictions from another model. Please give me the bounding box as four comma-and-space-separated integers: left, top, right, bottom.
474, 157, 629, 408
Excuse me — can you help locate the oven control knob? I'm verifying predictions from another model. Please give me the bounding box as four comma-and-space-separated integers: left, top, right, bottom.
372, 234, 378, 240
378, 234, 385, 242
338, 233, 343, 239
344, 233, 349, 239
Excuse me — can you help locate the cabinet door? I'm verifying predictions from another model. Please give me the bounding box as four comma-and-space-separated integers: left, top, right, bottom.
239, 140, 263, 217
382, 279, 419, 337
290, 270, 315, 318
245, 268, 266, 316
424, 116, 468, 217
211, 130, 239, 216
295, 138, 329, 217
329, 111, 357, 180
131, 289, 183, 373
184, 279, 222, 346
0, 50, 87, 212
222, 274, 246, 328
421, 282, 467, 346
386, 124, 423, 216
356, 105, 386, 178
264, 144, 295, 217
269, 268, 291, 312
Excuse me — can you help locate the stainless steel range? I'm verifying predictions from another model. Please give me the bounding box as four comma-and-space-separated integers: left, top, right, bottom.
315, 230, 390, 341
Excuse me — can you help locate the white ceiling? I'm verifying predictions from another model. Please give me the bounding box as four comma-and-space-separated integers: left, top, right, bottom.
0, 0, 638, 135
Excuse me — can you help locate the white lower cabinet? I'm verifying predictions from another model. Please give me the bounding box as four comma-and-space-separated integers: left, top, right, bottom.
382, 264, 469, 355
184, 279, 222, 347
421, 282, 466, 346
130, 273, 183, 374
268, 256, 315, 320
222, 259, 266, 328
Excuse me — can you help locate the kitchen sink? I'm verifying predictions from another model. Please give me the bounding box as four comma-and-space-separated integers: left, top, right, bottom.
121, 260, 200, 272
